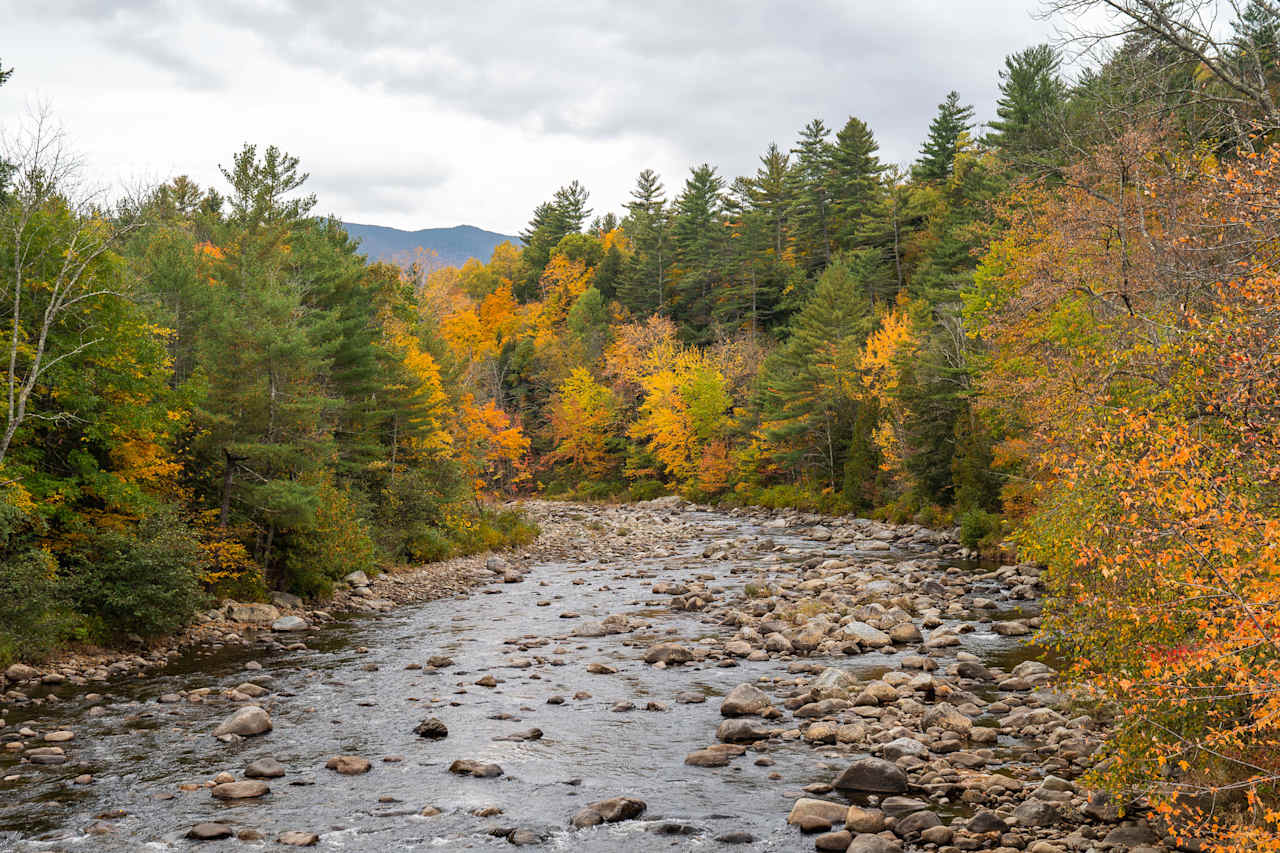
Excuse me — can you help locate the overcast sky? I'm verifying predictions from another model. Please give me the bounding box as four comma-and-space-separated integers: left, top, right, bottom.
3, 1, 1072, 235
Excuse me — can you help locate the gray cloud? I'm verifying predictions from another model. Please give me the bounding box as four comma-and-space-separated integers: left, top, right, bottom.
4, 0, 1064, 229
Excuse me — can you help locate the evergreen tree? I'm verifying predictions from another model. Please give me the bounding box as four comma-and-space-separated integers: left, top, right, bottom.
717, 177, 787, 332
913, 91, 975, 182
518, 180, 591, 300
747, 143, 793, 259
756, 251, 881, 487
1233, 0, 1280, 91
828, 116, 886, 250
986, 45, 1067, 165
787, 119, 835, 272
619, 169, 668, 315
668, 164, 726, 338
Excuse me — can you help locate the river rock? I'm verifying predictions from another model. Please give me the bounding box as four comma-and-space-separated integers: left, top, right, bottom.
845, 806, 885, 833
882, 737, 928, 760
1013, 799, 1059, 826
889, 622, 922, 644
716, 718, 770, 743
414, 717, 449, 739
211, 780, 270, 799
644, 642, 693, 665
212, 706, 272, 737
833, 757, 907, 793
846, 834, 902, 853
344, 570, 369, 587
816, 830, 853, 851
720, 683, 771, 716
187, 822, 233, 840
227, 602, 279, 624
893, 810, 941, 838
923, 702, 972, 734
272, 616, 308, 632
570, 796, 647, 827
325, 755, 371, 775
966, 810, 1008, 834
43, 730, 74, 742
716, 831, 756, 844
241, 757, 285, 778
685, 747, 731, 767
235, 681, 270, 698
842, 621, 891, 648
271, 591, 303, 608
495, 728, 542, 742
278, 831, 319, 846
993, 620, 1031, 636
4, 663, 38, 682
449, 759, 503, 778
786, 798, 849, 826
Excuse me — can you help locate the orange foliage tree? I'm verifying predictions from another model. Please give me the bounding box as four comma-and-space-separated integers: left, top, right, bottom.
971, 124, 1280, 848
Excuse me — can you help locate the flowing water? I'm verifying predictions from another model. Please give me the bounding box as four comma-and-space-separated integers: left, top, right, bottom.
0, 507, 1044, 851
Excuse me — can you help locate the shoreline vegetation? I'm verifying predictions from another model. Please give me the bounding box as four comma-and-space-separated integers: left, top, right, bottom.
3, 1, 1280, 845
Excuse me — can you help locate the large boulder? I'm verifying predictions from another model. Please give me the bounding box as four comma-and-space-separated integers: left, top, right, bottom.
324, 755, 371, 775
570, 797, 646, 827
846, 834, 902, 853
716, 718, 770, 743
786, 798, 849, 826
720, 683, 771, 716
271, 616, 308, 632
211, 780, 269, 799
833, 757, 908, 794
644, 642, 693, 665
893, 810, 941, 838
226, 603, 279, 624
244, 757, 286, 779
842, 621, 891, 648
212, 706, 272, 737
922, 702, 972, 734
413, 717, 449, 739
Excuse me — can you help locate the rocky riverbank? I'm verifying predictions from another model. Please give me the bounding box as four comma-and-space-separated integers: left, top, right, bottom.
0, 500, 1169, 852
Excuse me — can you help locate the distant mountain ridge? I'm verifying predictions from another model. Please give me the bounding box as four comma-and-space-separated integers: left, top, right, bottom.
341, 222, 519, 268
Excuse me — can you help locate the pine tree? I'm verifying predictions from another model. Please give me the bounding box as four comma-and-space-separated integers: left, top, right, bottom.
913, 91, 975, 182
717, 177, 787, 332
1234, 0, 1280, 89
518, 180, 591, 300
985, 45, 1067, 165
828, 116, 886, 251
756, 251, 881, 487
668, 164, 726, 338
619, 169, 668, 315
748, 143, 793, 259
788, 119, 835, 272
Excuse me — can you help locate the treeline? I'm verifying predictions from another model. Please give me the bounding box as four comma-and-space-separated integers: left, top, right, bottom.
430, 63, 1027, 532
0, 82, 533, 659
413, 1, 1280, 844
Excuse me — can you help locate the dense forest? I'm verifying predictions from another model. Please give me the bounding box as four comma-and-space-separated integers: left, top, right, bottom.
4, 0, 1280, 846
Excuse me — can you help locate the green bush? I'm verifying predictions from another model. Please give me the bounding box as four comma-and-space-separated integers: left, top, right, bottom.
374, 462, 466, 563
0, 548, 64, 663
283, 479, 377, 598
627, 479, 668, 501
958, 508, 1001, 549
0, 496, 64, 664
66, 513, 207, 640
